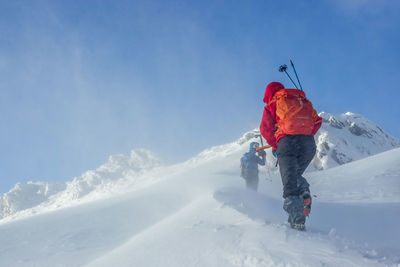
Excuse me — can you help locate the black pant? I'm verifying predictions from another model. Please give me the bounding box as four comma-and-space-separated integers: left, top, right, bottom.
277, 135, 316, 198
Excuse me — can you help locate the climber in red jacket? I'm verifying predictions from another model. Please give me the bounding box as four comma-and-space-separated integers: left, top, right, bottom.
260, 82, 322, 230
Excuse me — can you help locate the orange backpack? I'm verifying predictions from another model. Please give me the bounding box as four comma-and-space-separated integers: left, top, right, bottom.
268, 89, 318, 137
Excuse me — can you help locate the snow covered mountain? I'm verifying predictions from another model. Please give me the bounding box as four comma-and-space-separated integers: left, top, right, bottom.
0, 112, 399, 222
313, 112, 400, 170
0, 181, 66, 219
0, 120, 399, 266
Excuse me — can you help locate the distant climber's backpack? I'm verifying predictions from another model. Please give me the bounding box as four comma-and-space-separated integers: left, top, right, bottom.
268, 89, 318, 136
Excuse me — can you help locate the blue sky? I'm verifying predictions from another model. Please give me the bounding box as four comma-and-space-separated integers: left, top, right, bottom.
1, 0, 399, 192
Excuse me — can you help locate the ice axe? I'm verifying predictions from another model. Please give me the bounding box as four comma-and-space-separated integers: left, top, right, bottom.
254, 134, 277, 167
255, 145, 271, 151
254, 134, 271, 151
254, 135, 274, 181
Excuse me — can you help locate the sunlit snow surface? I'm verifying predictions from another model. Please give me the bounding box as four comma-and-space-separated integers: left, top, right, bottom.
0, 113, 399, 266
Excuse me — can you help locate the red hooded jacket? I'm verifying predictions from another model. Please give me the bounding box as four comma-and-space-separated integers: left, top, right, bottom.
259, 82, 322, 150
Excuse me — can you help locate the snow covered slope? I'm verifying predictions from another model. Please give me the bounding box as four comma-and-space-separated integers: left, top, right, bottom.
310, 147, 400, 203
0, 132, 399, 266
1, 112, 399, 221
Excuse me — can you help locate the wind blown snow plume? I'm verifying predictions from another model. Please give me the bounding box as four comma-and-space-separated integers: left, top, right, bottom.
62, 149, 162, 199
0, 149, 162, 220
0, 182, 66, 219
187, 130, 260, 164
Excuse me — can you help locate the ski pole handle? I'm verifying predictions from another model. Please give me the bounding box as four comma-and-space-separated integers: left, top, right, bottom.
255, 145, 271, 151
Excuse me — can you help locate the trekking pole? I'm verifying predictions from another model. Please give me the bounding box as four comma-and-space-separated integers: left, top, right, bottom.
290, 59, 303, 91
279, 64, 299, 89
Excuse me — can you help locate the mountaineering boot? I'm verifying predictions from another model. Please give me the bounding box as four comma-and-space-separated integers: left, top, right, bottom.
300, 191, 312, 217
286, 216, 305, 231
283, 196, 306, 231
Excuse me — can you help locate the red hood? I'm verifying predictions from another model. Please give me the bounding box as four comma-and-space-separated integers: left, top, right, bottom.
263, 82, 285, 104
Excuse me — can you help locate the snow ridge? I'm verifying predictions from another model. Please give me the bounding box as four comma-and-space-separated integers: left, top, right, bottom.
63, 149, 162, 200
1, 112, 399, 222
0, 182, 66, 219
0, 149, 162, 221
